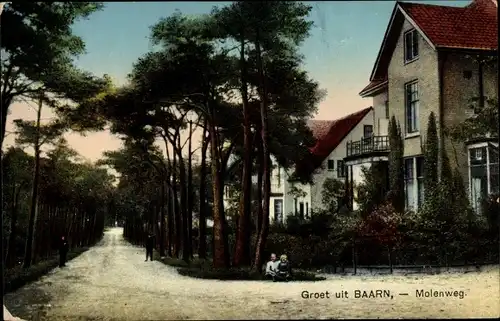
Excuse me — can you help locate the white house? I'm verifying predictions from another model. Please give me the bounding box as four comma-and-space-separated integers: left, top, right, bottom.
223, 106, 383, 223
223, 154, 310, 225
303, 107, 381, 211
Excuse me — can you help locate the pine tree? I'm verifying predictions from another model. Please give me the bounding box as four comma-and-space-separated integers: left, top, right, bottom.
387, 116, 405, 212
423, 112, 439, 198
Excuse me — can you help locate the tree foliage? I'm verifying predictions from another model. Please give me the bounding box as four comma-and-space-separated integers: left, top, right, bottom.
423, 112, 439, 197
63, 1, 323, 271
448, 97, 499, 142
2, 145, 112, 269
321, 178, 346, 213
356, 163, 389, 217
1, 2, 108, 146
386, 116, 405, 212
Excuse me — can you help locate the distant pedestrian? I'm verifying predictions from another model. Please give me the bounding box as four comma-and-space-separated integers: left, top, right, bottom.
145, 234, 154, 261
59, 235, 69, 267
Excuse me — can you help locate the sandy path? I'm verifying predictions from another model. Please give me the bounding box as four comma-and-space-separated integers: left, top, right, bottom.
4, 228, 499, 320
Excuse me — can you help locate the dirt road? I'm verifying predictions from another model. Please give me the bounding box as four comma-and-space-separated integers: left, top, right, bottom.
4, 228, 499, 320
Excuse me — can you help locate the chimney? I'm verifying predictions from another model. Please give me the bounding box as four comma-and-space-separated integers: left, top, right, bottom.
468, 0, 498, 10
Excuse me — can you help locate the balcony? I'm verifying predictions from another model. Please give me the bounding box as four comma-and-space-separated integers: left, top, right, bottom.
346, 136, 390, 158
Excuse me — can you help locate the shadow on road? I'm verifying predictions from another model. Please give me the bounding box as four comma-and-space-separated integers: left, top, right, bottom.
6, 285, 54, 320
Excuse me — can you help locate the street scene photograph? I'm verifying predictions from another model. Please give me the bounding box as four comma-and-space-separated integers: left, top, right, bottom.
1, 0, 499, 320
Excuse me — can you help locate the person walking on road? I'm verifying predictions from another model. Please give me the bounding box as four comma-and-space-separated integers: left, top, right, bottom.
145, 234, 154, 261
59, 235, 69, 267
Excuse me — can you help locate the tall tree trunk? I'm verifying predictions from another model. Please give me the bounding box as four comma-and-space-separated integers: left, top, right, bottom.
0, 96, 12, 150
253, 34, 271, 273
23, 93, 43, 269
167, 173, 173, 257
171, 139, 181, 258
165, 143, 173, 257
187, 120, 194, 259
198, 125, 209, 259
159, 178, 166, 257
234, 36, 253, 267
255, 125, 264, 237
208, 119, 230, 268
6, 184, 22, 267
177, 134, 189, 262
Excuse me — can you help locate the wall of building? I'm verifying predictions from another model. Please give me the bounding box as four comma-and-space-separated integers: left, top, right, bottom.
442, 53, 499, 191
372, 90, 390, 136
310, 110, 375, 210
388, 19, 439, 158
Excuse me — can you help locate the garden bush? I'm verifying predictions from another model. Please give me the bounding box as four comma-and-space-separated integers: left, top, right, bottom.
158, 255, 210, 269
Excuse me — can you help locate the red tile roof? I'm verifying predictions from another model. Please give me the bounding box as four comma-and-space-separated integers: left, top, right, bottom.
299, 107, 373, 174
360, 0, 498, 96
400, 0, 498, 50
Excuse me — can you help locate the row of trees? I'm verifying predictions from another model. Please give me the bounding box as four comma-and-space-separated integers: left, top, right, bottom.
1, 3, 114, 269
2, 143, 114, 269
59, 1, 325, 272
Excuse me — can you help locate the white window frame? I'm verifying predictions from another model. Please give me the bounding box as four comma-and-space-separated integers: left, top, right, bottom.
405, 81, 420, 135
468, 142, 499, 212
404, 156, 424, 210
404, 29, 419, 63
274, 198, 283, 223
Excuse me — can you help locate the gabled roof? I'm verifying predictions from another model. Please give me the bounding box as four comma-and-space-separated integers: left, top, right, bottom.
299, 107, 373, 174
400, 0, 497, 50
360, 0, 498, 97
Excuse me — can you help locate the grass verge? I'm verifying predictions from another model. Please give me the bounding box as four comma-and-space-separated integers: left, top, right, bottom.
4, 247, 90, 294
154, 252, 325, 281
177, 267, 325, 281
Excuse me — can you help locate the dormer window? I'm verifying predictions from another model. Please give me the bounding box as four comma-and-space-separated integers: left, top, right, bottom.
404, 29, 419, 63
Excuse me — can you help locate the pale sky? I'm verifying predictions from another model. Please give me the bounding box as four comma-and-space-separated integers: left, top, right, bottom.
3, 1, 468, 162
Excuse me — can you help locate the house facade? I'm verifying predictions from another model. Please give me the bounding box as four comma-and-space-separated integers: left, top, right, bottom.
307, 108, 377, 211
223, 154, 312, 225
358, 0, 498, 212
223, 107, 377, 223
267, 157, 311, 224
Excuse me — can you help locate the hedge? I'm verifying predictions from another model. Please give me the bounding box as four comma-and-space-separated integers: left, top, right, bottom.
177, 266, 325, 281
156, 250, 326, 281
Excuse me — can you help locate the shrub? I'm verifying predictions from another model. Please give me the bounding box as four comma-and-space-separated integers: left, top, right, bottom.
321, 178, 346, 213
481, 193, 500, 233
357, 202, 402, 246
158, 254, 212, 269
356, 163, 389, 217
159, 257, 190, 267
177, 266, 325, 281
